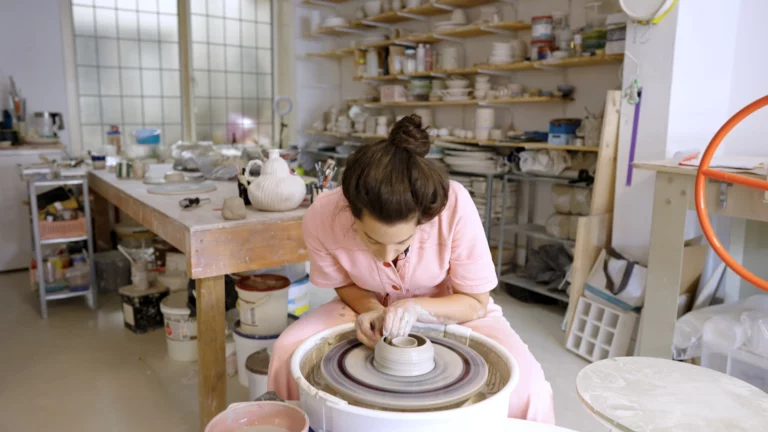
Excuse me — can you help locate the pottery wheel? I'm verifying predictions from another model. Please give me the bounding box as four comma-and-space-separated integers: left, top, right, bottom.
321, 335, 488, 410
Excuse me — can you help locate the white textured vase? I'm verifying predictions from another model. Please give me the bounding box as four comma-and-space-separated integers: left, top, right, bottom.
246, 149, 306, 212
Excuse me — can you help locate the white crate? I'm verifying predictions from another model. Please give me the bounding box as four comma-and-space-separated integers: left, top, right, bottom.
567, 296, 639, 362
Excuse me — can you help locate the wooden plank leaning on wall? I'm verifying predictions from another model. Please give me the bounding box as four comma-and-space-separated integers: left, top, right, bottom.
565, 90, 621, 341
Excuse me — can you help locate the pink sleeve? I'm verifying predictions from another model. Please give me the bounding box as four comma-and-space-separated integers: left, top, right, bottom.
302, 209, 353, 289
449, 186, 498, 294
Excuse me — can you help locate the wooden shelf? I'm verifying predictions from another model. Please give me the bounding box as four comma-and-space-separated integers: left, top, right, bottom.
350, 133, 386, 139
432, 21, 531, 39
349, 54, 625, 81
504, 223, 576, 247
476, 54, 625, 72
362, 96, 565, 107
302, 0, 350, 4
305, 129, 348, 138
351, 0, 497, 26
437, 137, 496, 145
306, 49, 353, 58
353, 75, 401, 82
486, 141, 600, 152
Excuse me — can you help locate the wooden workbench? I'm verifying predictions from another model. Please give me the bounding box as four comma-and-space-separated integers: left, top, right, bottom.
88, 170, 308, 428
633, 159, 768, 358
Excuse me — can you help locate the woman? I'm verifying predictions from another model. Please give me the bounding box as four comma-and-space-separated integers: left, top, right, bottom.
267, 115, 555, 423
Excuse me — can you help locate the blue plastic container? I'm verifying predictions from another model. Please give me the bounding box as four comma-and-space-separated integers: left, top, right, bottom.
549, 118, 581, 135
134, 128, 161, 145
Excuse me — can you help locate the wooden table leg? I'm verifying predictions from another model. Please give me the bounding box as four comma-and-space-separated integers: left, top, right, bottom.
637, 173, 690, 358
196, 275, 226, 429
91, 191, 112, 251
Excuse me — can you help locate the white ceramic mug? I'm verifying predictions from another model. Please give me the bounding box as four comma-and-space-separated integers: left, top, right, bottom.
451, 8, 467, 24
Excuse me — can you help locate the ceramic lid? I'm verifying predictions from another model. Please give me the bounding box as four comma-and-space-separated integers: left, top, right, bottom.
160, 291, 191, 315
245, 349, 271, 374
235, 274, 291, 292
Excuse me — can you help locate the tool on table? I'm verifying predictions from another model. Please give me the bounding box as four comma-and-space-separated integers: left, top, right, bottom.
179, 197, 211, 209
312, 159, 338, 203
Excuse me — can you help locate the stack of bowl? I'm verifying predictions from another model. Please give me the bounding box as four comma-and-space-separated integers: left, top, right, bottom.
475, 75, 491, 100
440, 78, 471, 101
489, 42, 513, 65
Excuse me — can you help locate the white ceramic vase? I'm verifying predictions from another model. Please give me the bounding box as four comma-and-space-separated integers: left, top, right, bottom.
245, 149, 306, 212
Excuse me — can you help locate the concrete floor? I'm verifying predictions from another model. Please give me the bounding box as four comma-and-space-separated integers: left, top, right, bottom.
0, 270, 602, 431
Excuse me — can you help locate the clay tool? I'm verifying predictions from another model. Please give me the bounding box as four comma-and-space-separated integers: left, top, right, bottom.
179, 197, 211, 209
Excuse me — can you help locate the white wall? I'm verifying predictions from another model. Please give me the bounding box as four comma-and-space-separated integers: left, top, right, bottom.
0, 0, 72, 148
610, 7, 679, 263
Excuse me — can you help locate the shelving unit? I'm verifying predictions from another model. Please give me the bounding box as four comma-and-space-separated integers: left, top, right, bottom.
494, 91, 620, 307
344, 53, 625, 80
362, 96, 567, 108
26, 175, 97, 319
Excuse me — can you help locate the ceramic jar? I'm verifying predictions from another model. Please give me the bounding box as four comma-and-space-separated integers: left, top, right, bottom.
245, 149, 306, 212
373, 335, 435, 376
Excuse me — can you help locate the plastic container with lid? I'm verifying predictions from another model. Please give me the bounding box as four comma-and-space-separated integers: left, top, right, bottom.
236, 274, 291, 336
246, 349, 271, 400
160, 291, 198, 361
531, 15, 554, 40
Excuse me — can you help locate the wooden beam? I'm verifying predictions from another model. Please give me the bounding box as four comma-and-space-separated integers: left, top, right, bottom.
178, 0, 193, 141
590, 90, 621, 215
188, 219, 307, 278
196, 275, 226, 429
565, 213, 612, 341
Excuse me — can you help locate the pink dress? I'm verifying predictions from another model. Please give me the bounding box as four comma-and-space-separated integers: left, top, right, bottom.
267, 182, 555, 423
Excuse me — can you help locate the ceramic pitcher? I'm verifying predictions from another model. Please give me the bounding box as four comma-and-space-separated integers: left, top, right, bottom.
245, 149, 306, 212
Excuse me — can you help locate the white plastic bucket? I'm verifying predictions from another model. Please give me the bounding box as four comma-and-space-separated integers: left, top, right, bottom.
246, 349, 271, 401
160, 291, 197, 361
236, 275, 291, 336
288, 275, 311, 317
233, 321, 280, 387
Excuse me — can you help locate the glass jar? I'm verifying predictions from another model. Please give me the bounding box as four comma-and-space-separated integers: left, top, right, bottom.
404, 48, 417, 74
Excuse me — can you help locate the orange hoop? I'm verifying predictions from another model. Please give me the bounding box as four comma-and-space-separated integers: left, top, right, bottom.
695, 95, 768, 293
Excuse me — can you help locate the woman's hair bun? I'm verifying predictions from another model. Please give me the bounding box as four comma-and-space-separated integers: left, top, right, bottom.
388, 114, 431, 157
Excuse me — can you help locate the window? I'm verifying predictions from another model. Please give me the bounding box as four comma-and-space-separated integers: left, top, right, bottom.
70, 0, 273, 152
190, 0, 273, 144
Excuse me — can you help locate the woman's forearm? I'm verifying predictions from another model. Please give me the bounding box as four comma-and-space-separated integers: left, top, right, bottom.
407, 292, 488, 324
335, 284, 384, 315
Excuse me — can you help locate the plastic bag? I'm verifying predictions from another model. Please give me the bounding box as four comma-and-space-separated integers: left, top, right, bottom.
545, 213, 571, 239
551, 184, 572, 214
672, 295, 768, 360
570, 188, 592, 215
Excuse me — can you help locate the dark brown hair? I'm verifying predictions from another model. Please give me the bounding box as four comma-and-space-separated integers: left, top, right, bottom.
342, 114, 449, 224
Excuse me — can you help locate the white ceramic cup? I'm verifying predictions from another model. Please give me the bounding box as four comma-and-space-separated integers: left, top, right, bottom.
451, 9, 467, 24
489, 129, 503, 140
406, 0, 421, 8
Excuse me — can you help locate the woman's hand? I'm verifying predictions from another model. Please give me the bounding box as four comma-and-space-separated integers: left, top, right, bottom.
382, 299, 421, 339
356, 309, 385, 348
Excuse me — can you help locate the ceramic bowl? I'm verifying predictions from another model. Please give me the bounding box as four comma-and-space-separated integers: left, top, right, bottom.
363, 1, 381, 17
373, 334, 436, 377
445, 79, 470, 89
439, 88, 472, 97
204, 401, 309, 432
557, 84, 575, 97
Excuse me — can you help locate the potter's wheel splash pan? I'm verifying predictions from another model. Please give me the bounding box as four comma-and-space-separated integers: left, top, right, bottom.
291, 323, 519, 432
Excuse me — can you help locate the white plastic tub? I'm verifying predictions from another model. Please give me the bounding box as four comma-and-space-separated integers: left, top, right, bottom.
288, 276, 311, 317
160, 291, 198, 361
233, 320, 280, 387
236, 275, 291, 336
291, 323, 518, 432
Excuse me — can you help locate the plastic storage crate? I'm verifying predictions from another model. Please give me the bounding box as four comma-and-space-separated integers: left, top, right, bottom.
39, 214, 86, 240
567, 296, 639, 362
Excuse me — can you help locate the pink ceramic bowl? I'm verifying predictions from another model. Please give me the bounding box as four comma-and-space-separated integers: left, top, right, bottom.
205, 401, 309, 432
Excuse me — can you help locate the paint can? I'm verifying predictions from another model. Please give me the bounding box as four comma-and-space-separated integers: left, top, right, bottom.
288, 275, 311, 317
233, 321, 280, 387
160, 291, 198, 361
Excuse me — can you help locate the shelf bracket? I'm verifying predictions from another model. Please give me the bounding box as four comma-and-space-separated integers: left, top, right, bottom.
533, 62, 559, 71
479, 26, 514, 36
430, 72, 448, 78
433, 34, 463, 43
394, 40, 418, 47
476, 69, 516, 77
432, 3, 456, 11
361, 20, 396, 29
395, 75, 411, 80
396, 12, 429, 21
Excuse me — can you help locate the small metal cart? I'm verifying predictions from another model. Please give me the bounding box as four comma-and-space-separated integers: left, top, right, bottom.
22, 164, 97, 318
